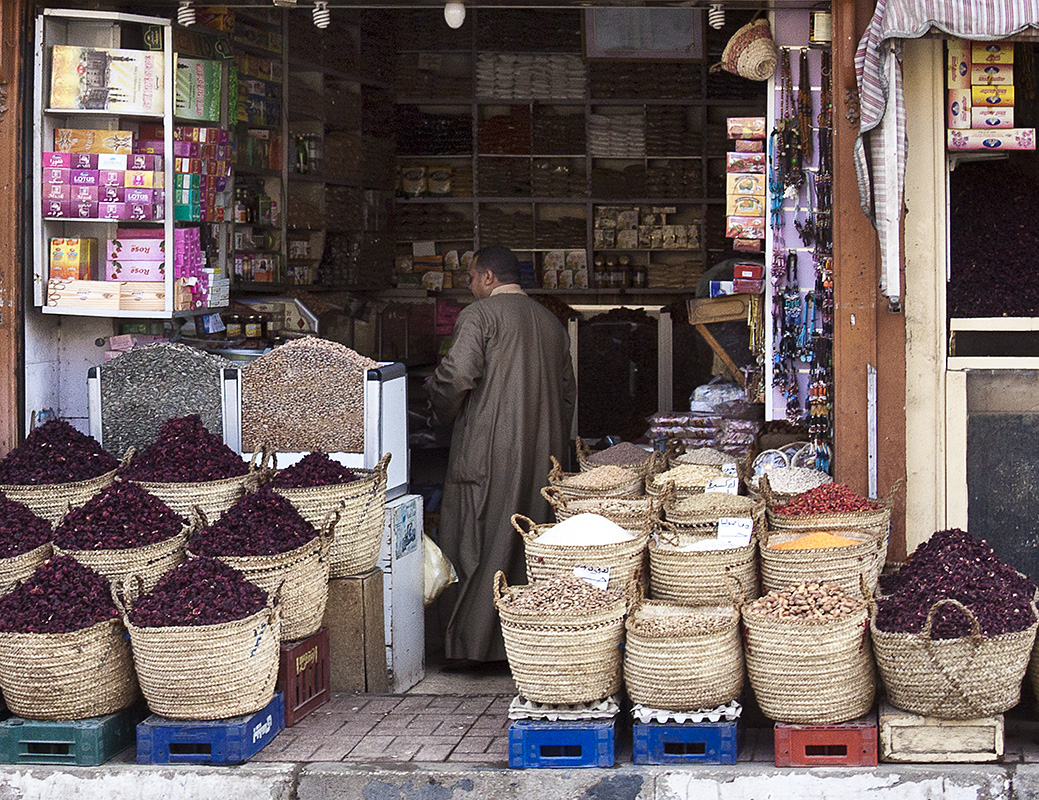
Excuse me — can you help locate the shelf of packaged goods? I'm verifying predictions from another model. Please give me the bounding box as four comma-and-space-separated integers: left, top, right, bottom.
594, 248, 705, 253
233, 40, 284, 60
40, 305, 228, 319
42, 217, 164, 224
235, 165, 282, 178
474, 97, 587, 105
393, 196, 721, 205
949, 318, 1039, 332
287, 173, 367, 188
44, 108, 165, 120
288, 57, 390, 90
395, 97, 474, 106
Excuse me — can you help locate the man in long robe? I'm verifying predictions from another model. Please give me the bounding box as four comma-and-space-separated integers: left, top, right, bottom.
428, 246, 576, 664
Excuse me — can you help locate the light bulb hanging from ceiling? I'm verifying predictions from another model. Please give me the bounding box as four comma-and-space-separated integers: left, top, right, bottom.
444, 1, 466, 29
708, 4, 725, 30
313, 1, 331, 29
177, 0, 196, 27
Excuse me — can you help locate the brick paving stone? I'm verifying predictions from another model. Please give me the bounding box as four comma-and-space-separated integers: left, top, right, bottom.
308, 739, 363, 761
470, 717, 510, 732
265, 741, 321, 761
414, 744, 456, 762
434, 719, 476, 736
453, 735, 494, 754
346, 735, 398, 758
397, 716, 444, 736
318, 695, 372, 714
358, 697, 404, 715
456, 697, 495, 715
332, 719, 381, 737
394, 695, 437, 712
486, 737, 509, 758
379, 740, 423, 760
370, 713, 418, 732
421, 697, 465, 713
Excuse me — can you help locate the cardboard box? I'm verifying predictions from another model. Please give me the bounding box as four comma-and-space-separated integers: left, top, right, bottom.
46, 279, 119, 310
972, 85, 1014, 106
972, 41, 1013, 64
946, 40, 971, 89
970, 63, 1014, 85
948, 128, 1036, 151
119, 281, 166, 311
70, 185, 99, 202
72, 201, 98, 219
99, 186, 124, 202
98, 202, 131, 220
726, 116, 766, 139
323, 570, 388, 693
125, 187, 154, 204
124, 170, 154, 188
972, 107, 1014, 129
725, 216, 766, 239
50, 237, 98, 280
734, 278, 764, 294
53, 128, 133, 154
947, 89, 971, 129
97, 153, 128, 171
42, 184, 70, 201
107, 237, 164, 261
727, 152, 766, 173
50, 46, 164, 115
42, 152, 71, 168
128, 153, 161, 171
735, 263, 763, 281
43, 200, 71, 218
175, 57, 222, 122
70, 169, 99, 186
105, 259, 165, 281
726, 195, 766, 217
42, 167, 69, 185
726, 173, 766, 197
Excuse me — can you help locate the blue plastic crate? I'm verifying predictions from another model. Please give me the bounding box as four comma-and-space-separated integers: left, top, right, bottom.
136, 693, 284, 765
508, 718, 615, 769
0, 705, 144, 766
633, 719, 740, 765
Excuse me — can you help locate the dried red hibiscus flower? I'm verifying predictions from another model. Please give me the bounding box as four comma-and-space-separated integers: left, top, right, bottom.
270, 452, 358, 489
119, 414, 248, 483
876, 528, 1037, 639
54, 481, 185, 551
188, 489, 316, 557
0, 556, 119, 634
128, 556, 267, 628
0, 494, 52, 558
0, 420, 118, 485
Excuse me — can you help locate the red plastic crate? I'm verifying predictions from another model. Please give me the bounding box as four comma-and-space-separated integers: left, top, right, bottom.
774, 712, 878, 767
277, 628, 330, 727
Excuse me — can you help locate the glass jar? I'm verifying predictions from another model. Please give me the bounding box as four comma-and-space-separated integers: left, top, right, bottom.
244, 315, 265, 339
224, 314, 243, 337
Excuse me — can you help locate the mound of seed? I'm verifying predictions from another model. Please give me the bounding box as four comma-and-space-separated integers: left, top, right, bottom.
0, 556, 119, 633
54, 482, 185, 551
746, 581, 865, 620
270, 452, 359, 488
498, 575, 623, 615
0, 420, 118, 485
128, 556, 268, 628
629, 605, 734, 637
754, 466, 832, 495
587, 442, 652, 467
0, 495, 52, 558
188, 489, 317, 557
120, 415, 248, 483
652, 464, 725, 489
561, 465, 637, 491
242, 338, 378, 454
674, 447, 739, 467
100, 343, 233, 459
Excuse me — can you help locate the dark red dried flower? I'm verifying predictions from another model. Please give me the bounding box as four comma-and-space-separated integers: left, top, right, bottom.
0, 420, 118, 485
0, 494, 52, 558
270, 452, 358, 489
119, 415, 249, 483
188, 488, 316, 557
54, 481, 185, 550
0, 556, 119, 633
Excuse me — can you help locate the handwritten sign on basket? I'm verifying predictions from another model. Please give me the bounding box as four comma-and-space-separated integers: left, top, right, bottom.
717, 517, 754, 547
705, 476, 739, 495
573, 565, 611, 591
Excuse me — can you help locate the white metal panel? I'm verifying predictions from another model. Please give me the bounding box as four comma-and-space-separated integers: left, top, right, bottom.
945, 370, 968, 530
376, 494, 425, 694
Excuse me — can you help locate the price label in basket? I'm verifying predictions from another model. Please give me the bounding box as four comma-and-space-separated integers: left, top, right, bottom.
705, 476, 739, 495
573, 565, 611, 591
717, 517, 753, 547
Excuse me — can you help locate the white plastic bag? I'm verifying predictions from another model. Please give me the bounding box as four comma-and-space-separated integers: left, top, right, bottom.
423, 533, 458, 606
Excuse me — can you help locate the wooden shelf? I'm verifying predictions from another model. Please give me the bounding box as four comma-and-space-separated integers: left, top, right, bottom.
950, 318, 1039, 331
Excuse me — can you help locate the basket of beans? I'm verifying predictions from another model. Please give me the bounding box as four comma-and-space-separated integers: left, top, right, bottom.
649, 519, 760, 605
547, 457, 643, 501
269, 452, 390, 579
512, 512, 649, 592
760, 529, 884, 599
52, 482, 188, 593
541, 487, 660, 531
119, 415, 265, 524
188, 488, 333, 641
645, 464, 727, 501
872, 529, 1038, 719
624, 600, 743, 712
767, 480, 902, 538
741, 581, 875, 724
116, 556, 280, 720
0, 420, 119, 526
0, 556, 137, 719
575, 437, 663, 476
494, 572, 627, 705
0, 494, 54, 595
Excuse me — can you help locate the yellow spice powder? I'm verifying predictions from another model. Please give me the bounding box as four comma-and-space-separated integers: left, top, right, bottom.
770, 531, 861, 550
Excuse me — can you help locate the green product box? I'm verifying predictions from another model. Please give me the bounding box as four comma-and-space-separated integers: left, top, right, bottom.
175, 57, 222, 122
174, 204, 201, 221
174, 173, 201, 189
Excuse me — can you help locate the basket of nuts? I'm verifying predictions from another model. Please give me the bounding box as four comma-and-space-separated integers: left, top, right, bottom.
760, 529, 884, 599
494, 571, 627, 705
741, 581, 876, 724
546, 457, 643, 501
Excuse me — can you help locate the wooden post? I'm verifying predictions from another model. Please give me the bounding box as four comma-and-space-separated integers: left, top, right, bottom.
831, 0, 908, 559
0, 0, 26, 456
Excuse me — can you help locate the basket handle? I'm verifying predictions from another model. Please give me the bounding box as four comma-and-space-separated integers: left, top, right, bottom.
645, 451, 667, 477
248, 446, 266, 473
191, 504, 210, 531
540, 485, 566, 510
575, 435, 590, 460
511, 514, 539, 543
548, 455, 564, 484
921, 597, 982, 642
883, 477, 905, 508
113, 573, 145, 618
319, 508, 341, 560
655, 518, 681, 548
493, 570, 509, 603
724, 572, 746, 610
859, 571, 875, 613
758, 473, 776, 504
374, 452, 393, 477
119, 446, 136, 467
665, 437, 684, 459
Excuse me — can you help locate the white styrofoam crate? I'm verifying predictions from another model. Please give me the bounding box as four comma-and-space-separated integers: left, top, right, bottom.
377, 494, 425, 693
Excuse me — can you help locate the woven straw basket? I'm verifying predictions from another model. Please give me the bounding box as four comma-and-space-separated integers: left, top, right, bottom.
513, 513, 648, 592
760, 529, 884, 599
0, 617, 138, 720
541, 487, 660, 531
646, 465, 727, 502
575, 437, 662, 475
0, 543, 53, 597
649, 522, 759, 604
742, 603, 875, 724
196, 517, 335, 641
118, 585, 281, 720
666, 443, 739, 470
54, 527, 188, 594
273, 453, 390, 579
494, 571, 627, 705
547, 456, 643, 501
0, 468, 118, 527
128, 449, 268, 524
625, 601, 744, 711
717, 18, 777, 82
664, 492, 766, 538
873, 598, 1037, 719
766, 479, 902, 538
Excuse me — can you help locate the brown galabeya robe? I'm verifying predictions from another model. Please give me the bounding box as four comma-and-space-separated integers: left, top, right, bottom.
429, 290, 575, 661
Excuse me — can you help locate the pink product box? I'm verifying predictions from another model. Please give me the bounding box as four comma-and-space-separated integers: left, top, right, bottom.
99, 170, 124, 187
947, 89, 971, 130
970, 63, 1014, 85
137, 140, 165, 155
70, 185, 99, 202
128, 153, 161, 171
73, 201, 98, 219
70, 169, 99, 186
727, 152, 766, 173
98, 202, 130, 220
105, 259, 165, 281
42, 152, 71, 168
117, 228, 164, 240
725, 215, 766, 239
152, 203, 165, 221
173, 141, 200, 158
97, 154, 128, 171
44, 200, 70, 217
128, 203, 154, 221
972, 107, 1014, 129
125, 188, 154, 204
69, 153, 98, 170
946, 40, 970, 90
947, 128, 1036, 150
108, 238, 164, 261
99, 186, 125, 202
42, 167, 69, 184
42, 184, 70, 201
